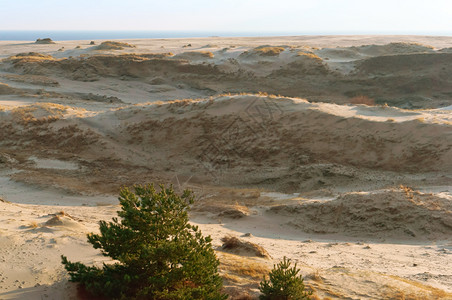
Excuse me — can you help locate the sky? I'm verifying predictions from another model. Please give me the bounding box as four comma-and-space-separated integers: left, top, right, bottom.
0, 0, 452, 34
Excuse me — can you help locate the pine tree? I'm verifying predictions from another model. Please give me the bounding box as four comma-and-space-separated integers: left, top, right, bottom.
259, 257, 312, 300
61, 184, 227, 300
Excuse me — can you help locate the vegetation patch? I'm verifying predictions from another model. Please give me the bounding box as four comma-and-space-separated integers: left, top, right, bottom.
254, 46, 286, 56
95, 41, 136, 50
221, 235, 271, 259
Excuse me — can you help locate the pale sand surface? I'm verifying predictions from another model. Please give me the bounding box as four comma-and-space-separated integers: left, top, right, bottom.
0, 35, 451, 299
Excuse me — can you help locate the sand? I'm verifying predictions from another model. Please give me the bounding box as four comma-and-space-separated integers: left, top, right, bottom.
0, 35, 451, 299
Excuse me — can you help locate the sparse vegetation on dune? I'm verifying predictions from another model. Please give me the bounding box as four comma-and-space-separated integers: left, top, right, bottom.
6, 52, 57, 63
95, 41, 136, 50
35, 38, 55, 44
2, 74, 59, 86
297, 51, 322, 61
381, 274, 452, 299
219, 252, 271, 281
253, 46, 286, 56
0, 82, 20, 95
9, 102, 81, 125
221, 235, 271, 259
175, 51, 215, 59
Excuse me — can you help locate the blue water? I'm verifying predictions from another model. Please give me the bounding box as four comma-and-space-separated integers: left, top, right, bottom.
1, 30, 451, 41
0, 30, 307, 41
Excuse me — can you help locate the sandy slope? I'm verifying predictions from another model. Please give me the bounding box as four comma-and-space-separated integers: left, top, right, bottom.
1, 35, 451, 108
0, 36, 451, 299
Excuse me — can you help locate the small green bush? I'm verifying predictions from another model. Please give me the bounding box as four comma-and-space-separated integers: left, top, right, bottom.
259, 257, 312, 300
61, 184, 227, 300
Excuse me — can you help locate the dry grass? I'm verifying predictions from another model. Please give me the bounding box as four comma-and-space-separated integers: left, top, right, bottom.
95, 41, 136, 50
306, 269, 323, 282
297, 51, 322, 61
175, 51, 214, 59
383, 275, 451, 299
221, 235, 271, 259
197, 51, 214, 58
35, 38, 55, 44
382, 290, 431, 300
27, 221, 39, 228
349, 95, 375, 106
10, 102, 85, 125
0, 82, 19, 96
217, 252, 271, 280
45, 215, 63, 226
254, 46, 286, 56
2, 74, 59, 86
8, 52, 57, 63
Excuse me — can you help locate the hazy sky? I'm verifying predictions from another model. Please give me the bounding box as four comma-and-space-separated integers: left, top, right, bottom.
1, 0, 451, 34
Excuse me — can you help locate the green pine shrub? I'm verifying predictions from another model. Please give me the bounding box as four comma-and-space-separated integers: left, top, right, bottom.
259, 257, 312, 300
61, 184, 227, 300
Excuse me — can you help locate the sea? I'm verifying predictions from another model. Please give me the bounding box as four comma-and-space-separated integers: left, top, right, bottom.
0, 30, 307, 41
1, 30, 451, 41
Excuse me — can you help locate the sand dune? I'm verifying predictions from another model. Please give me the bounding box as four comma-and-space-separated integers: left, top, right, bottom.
0, 36, 451, 299
1, 95, 451, 194
270, 187, 452, 239
1, 36, 451, 108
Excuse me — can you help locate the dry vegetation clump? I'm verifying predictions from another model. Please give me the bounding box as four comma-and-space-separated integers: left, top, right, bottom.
95, 41, 136, 50
381, 281, 451, 299
353, 42, 435, 57
2, 74, 59, 86
7, 52, 57, 63
382, 290, 436, 300
0, 83, 19, 95
221, 235, 271, 259
349, 95, 375, 106
35, 38, 55, 44
27, 221, 39, 228
10, 103, 72, 125
11, 109, 59, 125
218, 252, 271, 299
218, 205, 250, 219
218, 252, 271, 281
382, 274, 451, 299
254, 46, 286, 56
193, 203, 250, 219
197, 51, 214, 58
306, 269, 323, 283
174, 51, 214, 60
45, 215, 65, 226
379, 42, 434, 53
297, 51, 322, 61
